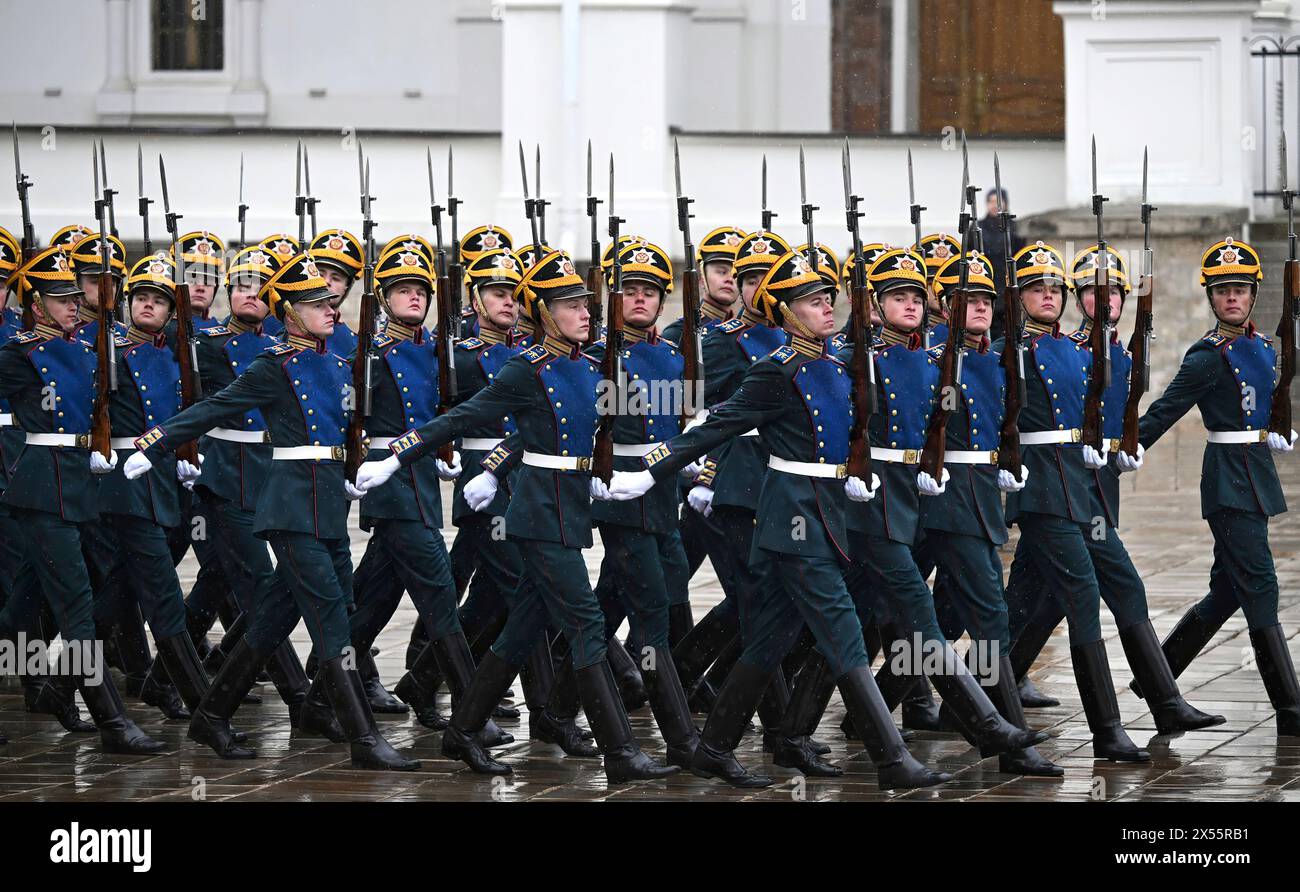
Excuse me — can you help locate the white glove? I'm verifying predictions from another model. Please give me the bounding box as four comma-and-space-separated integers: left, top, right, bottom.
122, 450, 152, 480
1082, 442, 1110, 469
997, 466, 1030, 492
462, 473, 500, 512
435, 451, 462, 481
844, 473, 880, 502
89, 449, 119, 475
1115, 444, 1144, 473
680, 458, 705, 479
590, 476, 613, 501
1266, 429, 1298, 454
608, 469, 655, 501
687, 484, 715, 517
176, 455, 203, 484
916, 467, 950, 497
344, 481, 366, 501
356, 454, 401, 492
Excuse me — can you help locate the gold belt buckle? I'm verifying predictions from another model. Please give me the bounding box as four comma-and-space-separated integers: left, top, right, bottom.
576, 456, 592, 472
903, 448, 919, 465
1107, 438, 1120, 452
1258, 430, 1269, 443
74, 434, 91, 449
1070, 429, 1082, 443
330, 445, 346, 461
836, 463, 848, 479
989, 448, 999, 465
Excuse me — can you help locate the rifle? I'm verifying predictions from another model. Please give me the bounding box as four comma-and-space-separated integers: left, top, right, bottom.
294, 140, 306, 246
592, 155, 624, 485
429, 147, 457, 464
994, 153, 1026, 481
518, 141, 542, 256
303, 143, 318, 241
159, 154, 200, 464
89, 142, 117, 461
1082, 136, 1112, 451
674, 138, 703, 428
137, 144, 153, 256
841, 138, 876, 480
447, 147, 464, 364
12, 124, 36, 329
535, 145, 549, 247
907, 149, 925, 255
761, 154, 777, 233
345, 144, 380, 483
236, 153, 248, 250
1272, 131, 1299, 437
584, 140, 604, 344
1121, 148, 1156, 455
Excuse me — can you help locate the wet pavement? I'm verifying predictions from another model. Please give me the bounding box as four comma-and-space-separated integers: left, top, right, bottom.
1, 412, 1297, 802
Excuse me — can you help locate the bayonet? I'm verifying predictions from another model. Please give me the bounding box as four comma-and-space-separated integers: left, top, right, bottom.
534, 145, 548, 246
584, 139, 604, 343
294, 140, 305, 245
236, 153, 247, 250
519, 140, 541, 258
799, 144, 818, 273
303, 143, 318, 240
428, 146, 445, 276
448, 145, 461, 258
908, 148, 924, 253
138, 143, 153, 255
761, 154, 776, 233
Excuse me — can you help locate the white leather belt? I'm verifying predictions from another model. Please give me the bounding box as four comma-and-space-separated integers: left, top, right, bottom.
522, 451, 591, 472
612, 443, 658, 457
1020, 429, 1082, 446
462, 437, 504, 451
272, 446, 345, 461
0, 413, 12, 426
110, 438, 139, 450
740, 429, 760, 438
1207, 430, 1268, 445
25, 433, 90, 448
207, 427, 268, 444
368, 437, 395, 450
872, 447, 922, 464
943, 449, 999, 465
768, 455, 846, 479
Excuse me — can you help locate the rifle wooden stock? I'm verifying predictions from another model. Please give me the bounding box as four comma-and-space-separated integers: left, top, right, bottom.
344, 288, 377, 483
998, 281, 1024, 476
1270, 257, 1299, 436
919, 289, 967, 479
1121, 269, 1154, 455
90, 269, 115, 460
585, 263, 604, 344
171, 282, 199, 463
845, 281, 873, 480
592, 285, 624, 484
1081, 272, 1111, 450
679, 267, 703, 429
434, 268, 455, 464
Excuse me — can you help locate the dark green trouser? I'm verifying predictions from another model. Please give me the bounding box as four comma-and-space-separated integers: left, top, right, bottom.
489, 537, 607, 670
87, 514, 188, 640
0, 509, 97, 644
593, 523, 688, 653
244, 532, 354, 661
348, 519, 461, 647
1005, 512, 1105, 645
923, 530, 1011, 654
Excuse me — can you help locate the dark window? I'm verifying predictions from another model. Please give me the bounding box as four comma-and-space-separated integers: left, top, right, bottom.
152, 0, 225, 71
831, 0, 892, 135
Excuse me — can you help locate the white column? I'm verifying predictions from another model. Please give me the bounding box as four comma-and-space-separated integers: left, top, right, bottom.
96, 0, 133, 121
1054, 0, 1261, 208
890, 0, 910, 133
230, 0, 268, 124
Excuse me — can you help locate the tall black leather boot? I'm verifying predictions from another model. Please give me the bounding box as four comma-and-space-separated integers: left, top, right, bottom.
296, 672, 345, 742
774, 649, 840, 776
395, 643, 449, 729
357, 646, 407, 714
405, 620, 430, 672
188, 638, 264, 758
689, 660, 774, 787
780, 626, 816, 687
1130, 606, 1221, 698
757, 666, 790, 752
672, 604, 737, 691
607, 636, 648, 710
1010, 615, 1061, 708
926, 643, 1048, 757
262, 641, 309, 724
901, 676, 945, 731
29, 672, 97, 733
530, 653, 599, 756
74, 644, 167, 755
838, 665, 950, 790
1119, 620, 1225, 734
153, 633, 211, 713
984, 655, 1062, 776
430, 632, 514, 746
1072, 640, 1150, 762
318, 656, 420, 771
205, 612, 262, 704
641, 645, 700, 769
576, 658, 677, 783
667, 602, 695, 649
1249, 624, 1300, 736
441, 651, 517, 774
842, 650, 917, 740
704, 634, 744, 700
185, 603, 216, 660
520, 637, 555, 716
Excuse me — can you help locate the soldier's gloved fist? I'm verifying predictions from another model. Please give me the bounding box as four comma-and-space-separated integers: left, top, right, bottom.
122, 451, 152, 480
435, 451, 462, 481
590, 477, 613, 501
1266, 429, 1298, 454
89, 450, 119, 475
687, 484, 714, 517
608, 469, 655, 501
997, 466, 1030, 492
844, 474, 879, 502
343, 481, 366, 501
916, 467, 950, 496
680, 458, 705, 479
1082, 443, 1109, 469
1116, 444, 1144, 473
463, 473, 499, 512
356, 454, 401, 492
176, 457, 203, 483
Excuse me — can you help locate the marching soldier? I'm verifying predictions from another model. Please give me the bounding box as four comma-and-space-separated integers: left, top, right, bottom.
1003, 245, 1224, 736
603, 249, 973, 789
69, 231, 129, 340
354, 250, 677, 783
170, 231, 227, 331
456, 225, 514, 338
255, 233, 301, 337
308, 227, 364, 357
123, 254, 419, 770
919, 232, 961, 348
0, 246, 165, 754
1132, 238, 1299, 736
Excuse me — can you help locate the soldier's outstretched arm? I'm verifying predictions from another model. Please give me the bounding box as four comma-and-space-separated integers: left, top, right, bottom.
1138, 346, 1216, 450
642, 360, 786, 481
134, 352, 282, 457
